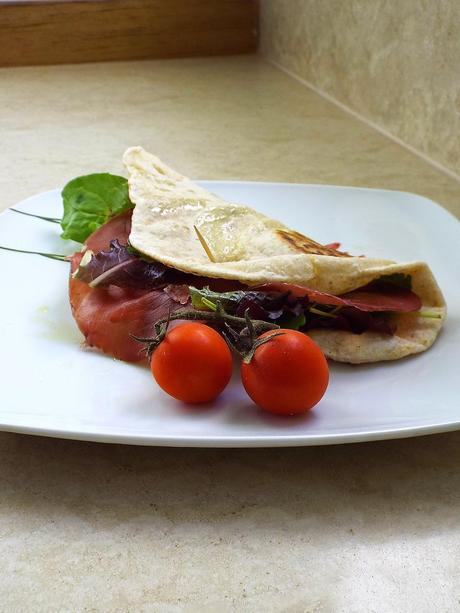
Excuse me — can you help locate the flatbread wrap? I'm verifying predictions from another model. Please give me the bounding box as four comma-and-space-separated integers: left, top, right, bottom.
69, 147, 446, 364
122, 147, 445, 364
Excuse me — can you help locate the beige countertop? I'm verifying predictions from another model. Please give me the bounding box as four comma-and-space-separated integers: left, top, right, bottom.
1, 56, 459, 612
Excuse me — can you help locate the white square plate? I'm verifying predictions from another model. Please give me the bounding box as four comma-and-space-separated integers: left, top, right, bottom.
0, 182, 459, 446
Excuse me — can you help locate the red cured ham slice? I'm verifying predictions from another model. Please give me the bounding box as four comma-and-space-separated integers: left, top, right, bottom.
74, 285, 175, 362
69, 211, 175, 362
255, 282, 421, 313
339, 287, 421, 312
85, 209, 132, 252
324, 242, 341, 250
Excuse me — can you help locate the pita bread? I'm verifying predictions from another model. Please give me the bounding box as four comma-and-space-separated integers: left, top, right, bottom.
124, 146, 446, 363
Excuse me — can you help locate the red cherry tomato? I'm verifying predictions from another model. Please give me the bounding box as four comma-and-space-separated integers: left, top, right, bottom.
240, 330, 329, 415
151, 323, 232, 404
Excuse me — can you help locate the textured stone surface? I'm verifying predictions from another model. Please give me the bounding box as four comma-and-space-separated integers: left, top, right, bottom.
1, 434, 460, 611
0, 56, 460, 611
260, 0, 460, 177
1, 56, 459, 217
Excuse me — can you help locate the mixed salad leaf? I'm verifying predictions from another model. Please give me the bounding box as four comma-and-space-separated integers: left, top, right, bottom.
190, 286, 304, 327
188, 285, 397, 335
74, 240, 172, 289
61, 173, 133, 243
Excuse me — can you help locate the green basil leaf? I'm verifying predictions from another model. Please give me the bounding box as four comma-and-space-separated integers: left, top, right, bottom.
61, 173, 132, 243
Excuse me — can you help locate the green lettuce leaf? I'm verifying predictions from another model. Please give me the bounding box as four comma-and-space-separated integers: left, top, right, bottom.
378, 273, 412, 290
61, 173, 133, 243
189, 286, 248, 311
277, 312, 306, 330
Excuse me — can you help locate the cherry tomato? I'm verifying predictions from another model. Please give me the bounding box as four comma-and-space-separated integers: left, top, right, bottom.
151, 323, 232, 404
240, 330, 329, 415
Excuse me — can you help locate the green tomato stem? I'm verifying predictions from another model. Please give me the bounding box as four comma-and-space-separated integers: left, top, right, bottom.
134, 304, 280, 358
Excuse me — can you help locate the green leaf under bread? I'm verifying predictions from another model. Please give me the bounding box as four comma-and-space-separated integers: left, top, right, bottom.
61, 173, 133, 243
378, 273, 412, 290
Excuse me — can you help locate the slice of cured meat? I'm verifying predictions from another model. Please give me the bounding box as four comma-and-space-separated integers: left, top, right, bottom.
255, 282, 421, 313
73, 285, 175, 362
69, 211, 175, 362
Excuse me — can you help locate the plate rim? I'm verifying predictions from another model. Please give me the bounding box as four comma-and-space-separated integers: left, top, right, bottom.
2, 418, 460, 447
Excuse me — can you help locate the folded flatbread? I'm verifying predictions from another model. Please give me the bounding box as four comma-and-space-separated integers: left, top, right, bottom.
123, 146, 446, 363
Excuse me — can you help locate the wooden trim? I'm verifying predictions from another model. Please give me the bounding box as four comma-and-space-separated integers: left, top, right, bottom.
0, 0, 258, 67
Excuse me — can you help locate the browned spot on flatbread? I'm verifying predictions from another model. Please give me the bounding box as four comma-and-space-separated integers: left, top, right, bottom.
277, 230, 350, 257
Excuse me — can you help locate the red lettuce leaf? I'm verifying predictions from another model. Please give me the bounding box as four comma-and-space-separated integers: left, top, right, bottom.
189, 286, 400, 336
74, 240, 171, 289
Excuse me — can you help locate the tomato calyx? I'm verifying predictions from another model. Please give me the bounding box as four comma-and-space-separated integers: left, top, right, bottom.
134, 300, 282, 359
221, 312, 285, 363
